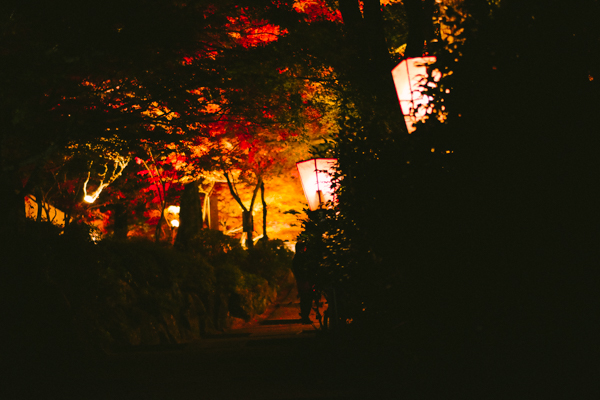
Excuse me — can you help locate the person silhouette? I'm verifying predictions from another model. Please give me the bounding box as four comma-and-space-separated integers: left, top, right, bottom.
292, 240, 314, 324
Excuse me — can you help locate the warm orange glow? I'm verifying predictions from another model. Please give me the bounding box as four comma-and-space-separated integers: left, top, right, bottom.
171, 219, 180, 228
392, 57, 440, 133
296, 158, 337, 211
84, 195, 95, 203
24, 195, 68, 227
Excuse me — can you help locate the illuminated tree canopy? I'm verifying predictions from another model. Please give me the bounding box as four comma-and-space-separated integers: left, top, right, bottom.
0, 0, 333, 238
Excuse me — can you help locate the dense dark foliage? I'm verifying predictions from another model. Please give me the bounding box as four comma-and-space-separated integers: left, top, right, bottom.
297, 0, 600, 396
0, 221, 293, 390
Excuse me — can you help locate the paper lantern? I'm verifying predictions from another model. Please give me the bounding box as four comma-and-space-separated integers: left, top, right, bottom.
392, 57, 439, 133
165, 205, 180, 228
296, 158, 337, 211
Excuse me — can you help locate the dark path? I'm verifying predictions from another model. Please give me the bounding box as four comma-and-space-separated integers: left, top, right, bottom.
22, 285, 380, 400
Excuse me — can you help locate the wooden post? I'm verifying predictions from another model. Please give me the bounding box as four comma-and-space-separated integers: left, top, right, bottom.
208, 191, 219, 230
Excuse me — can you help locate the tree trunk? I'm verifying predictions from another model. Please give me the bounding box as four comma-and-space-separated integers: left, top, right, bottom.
112, 203, 128, 241
260, 181, 268, 241
35, 187, 43, 222
339, 0, 403, 119
403, 0, 436, 57
242, 210, 254, 248
208, 190, 220, 230
245, 177, 262, 249
174, 180, 203, 251
154, 178, 170, 243
224, 172, 262, 249
154, 215, 163, 243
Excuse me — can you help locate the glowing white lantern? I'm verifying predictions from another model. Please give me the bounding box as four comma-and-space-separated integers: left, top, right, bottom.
165, 205, 180, 228
392, 57, 440, 133
166, 205, 180, 214
296, 158, 337, 211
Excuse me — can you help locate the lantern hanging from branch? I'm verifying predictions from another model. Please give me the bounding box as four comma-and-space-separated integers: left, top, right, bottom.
392, 57, 440, 133
296, 158, 337, 211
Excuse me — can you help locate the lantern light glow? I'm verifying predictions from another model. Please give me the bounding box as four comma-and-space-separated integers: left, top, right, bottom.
167, 205, 180, 214
392, 57, 440, 133
165, 205, 181, 228
296, 158, 337, 211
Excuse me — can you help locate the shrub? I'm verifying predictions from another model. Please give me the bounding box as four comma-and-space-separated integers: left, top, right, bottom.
242, 239, 294, 285
2, 222, 294, 365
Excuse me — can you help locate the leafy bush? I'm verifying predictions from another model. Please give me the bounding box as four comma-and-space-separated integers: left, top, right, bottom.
2, 222, 216, 352
242, 239, 294, 285
234, 272, 273, 319
180, 230, 293, 319
183, 228, 246, 269
2, 220, 295, 375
